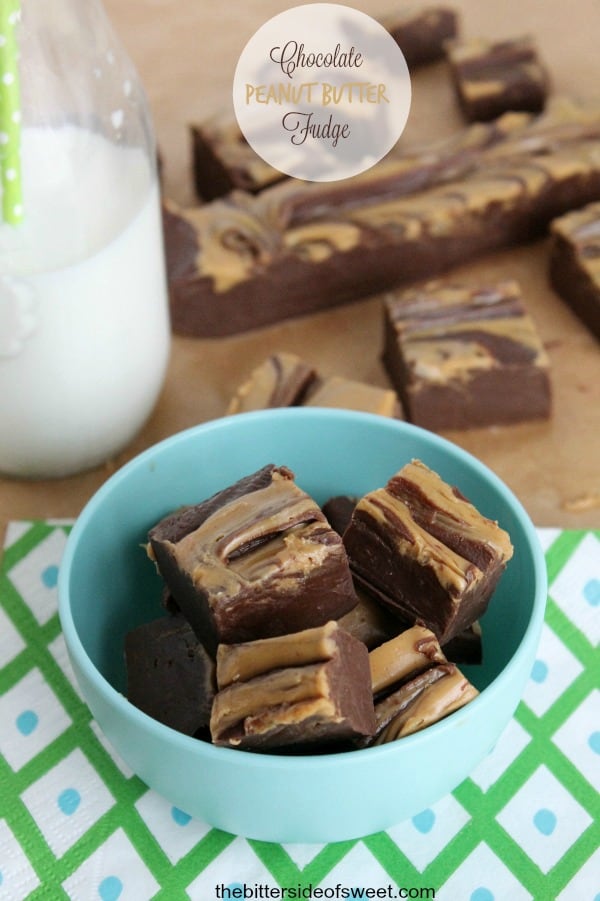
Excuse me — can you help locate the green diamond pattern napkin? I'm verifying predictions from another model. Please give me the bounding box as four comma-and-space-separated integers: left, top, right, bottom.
0, 522, 598, 901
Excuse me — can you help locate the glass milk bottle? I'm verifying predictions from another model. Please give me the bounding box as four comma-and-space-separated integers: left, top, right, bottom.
0, 0, 170, 477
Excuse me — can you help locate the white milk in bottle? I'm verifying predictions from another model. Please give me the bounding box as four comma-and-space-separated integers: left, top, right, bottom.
0, 126, 170, 477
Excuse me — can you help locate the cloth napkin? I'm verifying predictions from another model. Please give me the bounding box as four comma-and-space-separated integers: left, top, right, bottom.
0, 522, 598, 901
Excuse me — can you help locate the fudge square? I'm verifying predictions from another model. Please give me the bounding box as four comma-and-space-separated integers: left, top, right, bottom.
147, 465, 358, 652
445, 35, 549, 122
381, 279, 551, 430
363, 624, 479, 746
125, 615, 215, 736
549, 202, 600, 341
343, 459, 514, 646
210, 621, 376, 750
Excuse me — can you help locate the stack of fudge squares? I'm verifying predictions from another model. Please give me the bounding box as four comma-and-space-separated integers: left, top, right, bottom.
125, 460, 513, 753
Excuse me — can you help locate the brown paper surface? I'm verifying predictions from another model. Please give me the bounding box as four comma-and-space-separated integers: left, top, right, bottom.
1, 0, 599, 533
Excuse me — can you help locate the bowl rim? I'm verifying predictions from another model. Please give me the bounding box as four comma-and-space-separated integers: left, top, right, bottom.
58, 407, 547, 769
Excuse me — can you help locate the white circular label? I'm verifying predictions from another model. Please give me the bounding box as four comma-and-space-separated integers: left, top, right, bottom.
233, 3, 411, 182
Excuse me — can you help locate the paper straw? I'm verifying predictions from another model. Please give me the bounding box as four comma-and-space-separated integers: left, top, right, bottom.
0, 0, 23, 225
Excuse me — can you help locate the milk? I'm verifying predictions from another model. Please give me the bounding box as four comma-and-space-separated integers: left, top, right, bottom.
0, 127, 170, 477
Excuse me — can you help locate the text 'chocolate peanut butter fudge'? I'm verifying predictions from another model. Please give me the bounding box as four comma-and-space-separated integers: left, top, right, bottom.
382, 279, 552, 430
190, 6, 459, 200
343, 459, 514, 645
210, 621, 376, 751
549, 202, 600, 341
147, 465, 358, 652
445, 36, 549, 123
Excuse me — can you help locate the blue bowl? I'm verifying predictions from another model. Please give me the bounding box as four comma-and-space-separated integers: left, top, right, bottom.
58, 409, 546, 842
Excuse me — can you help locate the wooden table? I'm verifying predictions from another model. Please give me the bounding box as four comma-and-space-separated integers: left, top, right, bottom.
2, 0, 599, 535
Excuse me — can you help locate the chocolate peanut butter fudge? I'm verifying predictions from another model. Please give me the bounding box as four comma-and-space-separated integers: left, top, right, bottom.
445, 36, 549, 122
549, 202, 600, 340
210, 621, 376, 750
358, 624, 478, 745
226, 353, 317, 414
382, 279, 552, 430
165, 101, 600, 337
227, 352, 403, 418
382, 5, 458, 68
148, 465, 358, 652
343, 459, 513, 645
125, 615, 215, 736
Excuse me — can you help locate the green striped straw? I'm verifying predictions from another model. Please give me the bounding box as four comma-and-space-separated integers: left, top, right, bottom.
0, 0, 23, 225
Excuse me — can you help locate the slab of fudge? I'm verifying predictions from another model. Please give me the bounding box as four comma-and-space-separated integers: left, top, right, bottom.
164, 101, 600, 337
445, 36, 548, 123
549, 202, 600, 340
382, 278, 552, 430
226, 353, 317, 414
125, 615, 215, 736
210, 621, 376, 751
147, 465, 358, 653
343, 459, 513, 645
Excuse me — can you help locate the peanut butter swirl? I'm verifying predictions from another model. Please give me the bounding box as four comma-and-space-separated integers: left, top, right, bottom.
184, 99, 600, 293
171, 471, 328, 598
385, 280, 550, 385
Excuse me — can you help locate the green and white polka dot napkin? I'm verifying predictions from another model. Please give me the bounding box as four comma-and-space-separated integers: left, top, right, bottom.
0, 522, 598, 900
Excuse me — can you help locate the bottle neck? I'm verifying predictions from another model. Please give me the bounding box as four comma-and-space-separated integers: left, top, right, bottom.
18, 0, 154, 159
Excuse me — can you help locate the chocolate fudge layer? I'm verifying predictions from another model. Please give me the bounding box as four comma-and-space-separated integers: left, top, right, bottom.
343, 459, 513, 645
210, 621, 376, 751
382, 279, 552, 430
549, 202, 600, 340
125, 615, 215, 736
148, 465, 358, 652
446, 36, 549, 122
165, 100, 600, 336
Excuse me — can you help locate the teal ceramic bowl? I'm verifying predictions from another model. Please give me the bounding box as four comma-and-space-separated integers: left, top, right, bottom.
58, 409, 546, 842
